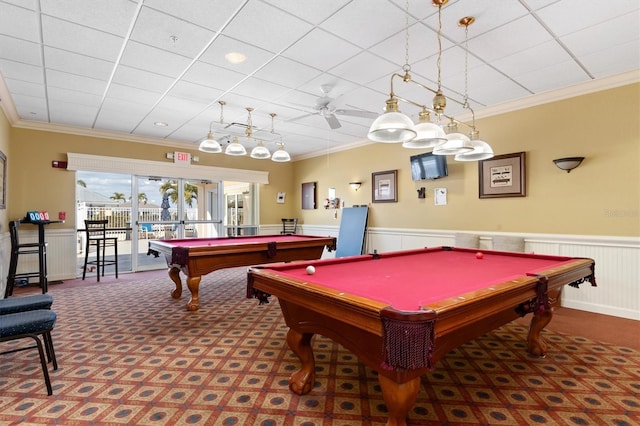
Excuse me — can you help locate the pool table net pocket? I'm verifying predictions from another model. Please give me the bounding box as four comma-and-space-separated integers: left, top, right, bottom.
380, 307, 437, 371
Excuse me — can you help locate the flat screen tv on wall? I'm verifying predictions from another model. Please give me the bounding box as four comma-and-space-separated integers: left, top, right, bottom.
410, 152, 448, 181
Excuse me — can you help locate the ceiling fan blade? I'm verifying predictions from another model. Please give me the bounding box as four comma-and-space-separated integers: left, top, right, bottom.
325, 114, 341, 129
335, 109, 378, 119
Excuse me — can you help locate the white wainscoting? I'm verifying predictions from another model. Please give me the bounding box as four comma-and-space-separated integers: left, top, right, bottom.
3, 226, 638, 322
298, 225, 640, 321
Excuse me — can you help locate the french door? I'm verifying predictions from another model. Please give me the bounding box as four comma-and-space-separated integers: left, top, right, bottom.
134, 176, 225, 271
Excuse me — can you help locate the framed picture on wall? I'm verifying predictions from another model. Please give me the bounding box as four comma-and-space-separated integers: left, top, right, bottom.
0, 150, 6, 209
372, 170, 398, 203
479, 152, 526, 198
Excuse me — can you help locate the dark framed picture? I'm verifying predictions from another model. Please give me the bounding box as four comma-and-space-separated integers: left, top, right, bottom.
479, 152, 526, 198
0, 150, 5, 209
372, 170, 398, 203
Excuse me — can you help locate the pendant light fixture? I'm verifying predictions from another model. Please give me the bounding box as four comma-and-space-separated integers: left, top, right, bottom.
198, 101, 225, 153
367, 1, 493, 160
271, 142, 291, 162
225, 136, 247, 156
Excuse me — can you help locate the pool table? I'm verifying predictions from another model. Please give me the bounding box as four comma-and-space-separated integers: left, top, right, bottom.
148, 234, 335, 311
247, 246, 596, 426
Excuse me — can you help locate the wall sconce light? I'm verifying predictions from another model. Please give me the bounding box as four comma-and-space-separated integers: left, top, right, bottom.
349, 182, 362, 191
553, 157, 584, 173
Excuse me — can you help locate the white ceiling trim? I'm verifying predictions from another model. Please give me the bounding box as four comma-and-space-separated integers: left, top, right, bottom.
66, 152, 269, 184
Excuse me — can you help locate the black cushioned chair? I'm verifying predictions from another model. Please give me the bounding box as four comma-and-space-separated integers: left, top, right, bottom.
281, 218, 298, 235
0, 309, 58, 395
82, 219, 119, 281
5, 220, 48, 297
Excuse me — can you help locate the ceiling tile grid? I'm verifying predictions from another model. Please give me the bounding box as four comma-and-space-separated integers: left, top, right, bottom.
0, 0, 637, 158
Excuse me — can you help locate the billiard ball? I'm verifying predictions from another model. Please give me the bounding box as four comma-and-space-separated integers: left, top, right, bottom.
306, 265, 316, 275
476, 252, 484, 259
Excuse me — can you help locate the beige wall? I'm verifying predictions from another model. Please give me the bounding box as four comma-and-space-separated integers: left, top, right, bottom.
7, 129, 296, 228
3, 83, 639, 237
294, 84, 639, 237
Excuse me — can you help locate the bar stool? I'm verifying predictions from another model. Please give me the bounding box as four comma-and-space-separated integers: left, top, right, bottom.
82, 219, 119, 281
5, 220, 48, 297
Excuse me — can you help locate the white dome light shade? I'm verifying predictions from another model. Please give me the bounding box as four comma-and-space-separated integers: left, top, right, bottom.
367, 99, 417, 143
225, 137, 247, 156
198, 131, 222, 153
433, 119, 473, 155
271, 144, 291, 162
250, 141, 271, 159
402, 110, 447, 149
454, 139, 494, 161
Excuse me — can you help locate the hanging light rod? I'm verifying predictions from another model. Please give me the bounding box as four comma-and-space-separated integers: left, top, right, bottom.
367, 2, 493, 160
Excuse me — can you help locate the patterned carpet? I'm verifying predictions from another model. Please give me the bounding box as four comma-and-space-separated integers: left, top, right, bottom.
1, 267, 638, 425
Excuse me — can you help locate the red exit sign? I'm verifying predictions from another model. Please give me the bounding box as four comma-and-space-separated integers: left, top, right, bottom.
174, 151, 191, 164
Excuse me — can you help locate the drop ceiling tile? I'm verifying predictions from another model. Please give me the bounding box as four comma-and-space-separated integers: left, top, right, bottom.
468, 15, 553, 62
320, 0, 406, 49
578, 40, 640, 78
41, 15, 124, 62
182, 61, 246, 91
329, 51, 398, 85
111, 66, 175, 94
4, 78, 45, 99
338, 86, 387, 114
458, 64, 531, 106
120, 41, 193, 79
282, 28, 360, 71
199, 35, 276, 73
536, 0, 640, 37
106, 83, 163, 108
253, 56, 322, 89
2, 0, 37, 10
0, 59, 43, 84
0, 2, 40, 42
154, 95, 210, 118
130, 6, 216, 58
144, 0, 246, 31
12, 94, 48, 120
223, 1, 313, 53
510, 60, 589, 93
560, 13, 640, 58
369, 22, 444, 68
46, 69, 107, 96
40, 0, 136, 36
167, 81, 224, 105
48, 100, 98, 127
47, 86, 102, 108
492, 40, 575, 78
95, 98, 150, 131
44, 47, 114, 80
262, 0, 351, 25
0, 35, 41, 66
424, 0, 530, 42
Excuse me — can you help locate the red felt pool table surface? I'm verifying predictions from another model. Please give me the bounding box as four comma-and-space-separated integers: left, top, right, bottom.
263, 247, 584, 310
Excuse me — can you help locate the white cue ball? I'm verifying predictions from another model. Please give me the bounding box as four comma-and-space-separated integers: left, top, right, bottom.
306, 265, 315, 275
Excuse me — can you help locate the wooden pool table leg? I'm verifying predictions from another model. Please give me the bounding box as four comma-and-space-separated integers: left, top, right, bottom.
168, 267, 182, 299
378, 374, 421, 426
286, 328, 315, 395
527, 307, 553, 356
185, 275, 202, 311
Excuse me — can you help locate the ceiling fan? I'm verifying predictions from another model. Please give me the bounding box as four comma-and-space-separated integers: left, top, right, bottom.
294, 84, 378, 130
